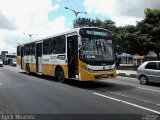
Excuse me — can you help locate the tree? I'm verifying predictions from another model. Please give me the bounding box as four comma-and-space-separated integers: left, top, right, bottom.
137, 9, 160, 59
116, 25, 149, 56
73, 18, 96, 28
73, 17, 116, 31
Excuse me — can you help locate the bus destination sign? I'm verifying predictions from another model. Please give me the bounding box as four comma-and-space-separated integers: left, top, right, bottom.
86, 30, 107, 37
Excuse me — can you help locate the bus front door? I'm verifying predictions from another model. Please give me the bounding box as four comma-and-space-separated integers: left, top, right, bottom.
36, 43, 42, 73
67, 35, 78, 79
21, 46, 24, 70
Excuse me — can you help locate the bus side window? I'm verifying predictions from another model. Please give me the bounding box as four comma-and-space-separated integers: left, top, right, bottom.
30, 43, 35, 55
54, 36, 66, 54
25, 44, 30, 55
43, 39, 52, 55
52, 39, 56, 53
17, 46, 21, 56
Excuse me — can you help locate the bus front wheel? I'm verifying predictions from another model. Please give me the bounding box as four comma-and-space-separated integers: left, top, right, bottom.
56, 67, 65, 83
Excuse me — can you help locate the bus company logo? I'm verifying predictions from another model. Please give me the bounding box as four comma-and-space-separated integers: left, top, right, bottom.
31, 57, 33, 62
26, 59, 29, 62
43, 59, 49, 62
50, 56, 58, 60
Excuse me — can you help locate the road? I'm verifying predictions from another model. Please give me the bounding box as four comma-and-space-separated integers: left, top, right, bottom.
0, 66, 160, 119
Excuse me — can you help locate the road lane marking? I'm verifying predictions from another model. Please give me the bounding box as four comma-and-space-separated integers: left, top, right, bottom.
109, 92, 154, 105
138, 87, 160, 93
93, 92, 160, 114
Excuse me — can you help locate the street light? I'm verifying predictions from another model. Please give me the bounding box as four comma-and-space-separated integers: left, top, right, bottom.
65, 7, 87, 19
65, 7, 87, 27
23, 33, 37, 42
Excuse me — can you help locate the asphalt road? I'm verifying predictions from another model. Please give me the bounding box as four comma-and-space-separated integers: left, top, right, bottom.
0, 66, 160, 119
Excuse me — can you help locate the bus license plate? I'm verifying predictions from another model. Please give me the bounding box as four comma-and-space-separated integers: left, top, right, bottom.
101, 74, 110, 78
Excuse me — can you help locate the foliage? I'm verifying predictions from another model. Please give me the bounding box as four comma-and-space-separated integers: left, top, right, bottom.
73, 18, 116, 31
137, 9, 160, 59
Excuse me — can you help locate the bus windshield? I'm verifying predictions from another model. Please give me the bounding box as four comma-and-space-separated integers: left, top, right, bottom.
80, 37, 113, 62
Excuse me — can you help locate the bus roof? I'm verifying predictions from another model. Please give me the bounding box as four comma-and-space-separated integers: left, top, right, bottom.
17, 27, 110, 47
5, 53, 16, 56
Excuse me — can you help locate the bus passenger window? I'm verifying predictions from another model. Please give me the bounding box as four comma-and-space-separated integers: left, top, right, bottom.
54, 36, 66, 54
43, 39, 52, 55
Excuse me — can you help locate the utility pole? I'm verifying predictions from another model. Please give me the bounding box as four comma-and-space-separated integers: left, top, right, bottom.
65, 7, 87, 27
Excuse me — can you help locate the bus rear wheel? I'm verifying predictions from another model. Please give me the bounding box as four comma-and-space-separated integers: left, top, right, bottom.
56, 67, 65, 83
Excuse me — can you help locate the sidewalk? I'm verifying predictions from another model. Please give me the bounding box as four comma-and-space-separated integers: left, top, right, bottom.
116, 70, 137, 78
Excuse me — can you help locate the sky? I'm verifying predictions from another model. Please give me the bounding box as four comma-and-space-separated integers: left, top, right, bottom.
0, 0, 160, 53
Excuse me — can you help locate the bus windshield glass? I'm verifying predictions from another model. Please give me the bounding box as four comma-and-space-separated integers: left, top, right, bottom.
79, 28, 114, 63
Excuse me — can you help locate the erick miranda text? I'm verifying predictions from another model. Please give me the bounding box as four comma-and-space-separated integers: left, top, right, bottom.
0, 114, 35, 120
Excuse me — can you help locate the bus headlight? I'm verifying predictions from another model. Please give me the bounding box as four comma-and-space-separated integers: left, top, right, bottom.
81, 66, 93, 72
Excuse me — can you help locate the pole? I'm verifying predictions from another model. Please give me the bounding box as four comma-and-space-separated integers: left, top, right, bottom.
65, 7, 87, 27
28, 34, 33, 42
23, 33, 37, 42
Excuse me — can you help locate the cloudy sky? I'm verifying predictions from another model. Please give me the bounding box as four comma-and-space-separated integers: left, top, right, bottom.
0, 0, 160, 53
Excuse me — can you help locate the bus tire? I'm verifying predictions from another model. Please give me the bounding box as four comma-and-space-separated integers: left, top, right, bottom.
26, 64, 30, 75
56, 67, 65, 83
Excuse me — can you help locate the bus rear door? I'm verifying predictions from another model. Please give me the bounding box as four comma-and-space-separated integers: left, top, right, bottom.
21, 46, 24, 69
36, 42, 42, 73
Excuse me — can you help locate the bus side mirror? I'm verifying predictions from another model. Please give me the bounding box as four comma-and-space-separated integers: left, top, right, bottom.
78, 45, 82, 51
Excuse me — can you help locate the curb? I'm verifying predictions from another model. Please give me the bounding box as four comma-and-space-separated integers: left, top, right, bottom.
117, 73, 137, 78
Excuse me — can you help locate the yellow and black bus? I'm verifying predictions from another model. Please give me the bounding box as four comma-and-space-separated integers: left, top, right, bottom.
17, 27, 116, 82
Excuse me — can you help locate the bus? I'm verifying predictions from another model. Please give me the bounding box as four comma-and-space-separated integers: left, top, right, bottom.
17, 27, 116, 82
4, 53, 16, 66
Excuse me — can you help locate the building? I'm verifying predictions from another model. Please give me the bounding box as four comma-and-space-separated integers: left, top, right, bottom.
116, 53, 134, 66
133, 54, 144, 66
1, 51, 8, 58
145, 51, 159, 61
117, 51, 159, 67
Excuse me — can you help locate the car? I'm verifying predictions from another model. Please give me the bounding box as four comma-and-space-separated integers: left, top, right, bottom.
0, 59, 3, 67
137, 61, 160, 85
